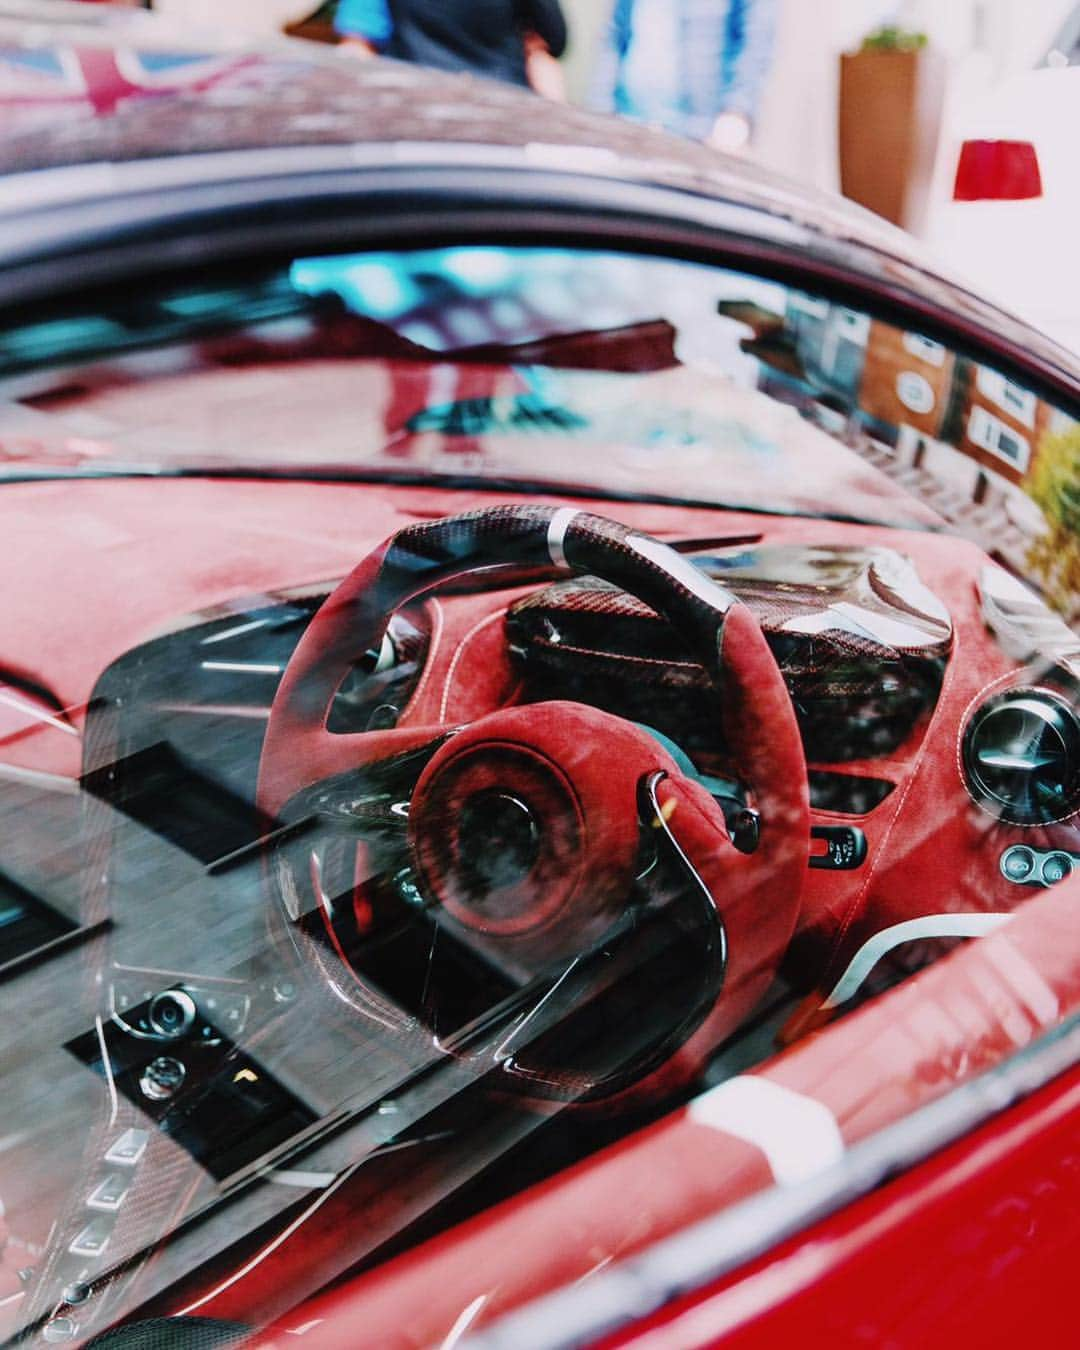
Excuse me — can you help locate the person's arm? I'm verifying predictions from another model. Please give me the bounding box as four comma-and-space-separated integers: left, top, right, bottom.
518, 0, 568, 60
525, 32, 567, 100
334, 0, 393, 55
711, 0, 778, 145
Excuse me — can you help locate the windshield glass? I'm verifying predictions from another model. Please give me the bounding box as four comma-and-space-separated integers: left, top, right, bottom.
1, 242, 1078, 1348
0, 246, 964, 528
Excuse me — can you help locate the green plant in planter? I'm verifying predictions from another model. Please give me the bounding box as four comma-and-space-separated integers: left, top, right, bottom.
860, 25, 929, 53
1025, 424, 1080, 617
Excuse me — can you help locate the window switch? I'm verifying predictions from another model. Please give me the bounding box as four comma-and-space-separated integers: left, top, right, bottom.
87, 1173, 129, 1213
69, 1218, 111, 1259
104, 1129, 148, 1167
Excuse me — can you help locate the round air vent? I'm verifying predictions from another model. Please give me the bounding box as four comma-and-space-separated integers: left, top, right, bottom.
962, 688, 1080, 825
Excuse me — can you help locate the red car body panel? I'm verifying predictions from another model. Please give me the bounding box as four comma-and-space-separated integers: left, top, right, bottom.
601, 1064, 1080, 1350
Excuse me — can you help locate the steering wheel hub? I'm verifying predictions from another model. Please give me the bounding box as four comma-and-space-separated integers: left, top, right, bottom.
409, 704, 661, 961
459, 791, 540, 894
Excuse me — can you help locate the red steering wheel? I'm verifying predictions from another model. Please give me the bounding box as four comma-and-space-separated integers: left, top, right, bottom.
258, 505, 809, 1104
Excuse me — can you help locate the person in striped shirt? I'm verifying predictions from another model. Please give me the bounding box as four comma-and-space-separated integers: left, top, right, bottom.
588, 0, 778, 152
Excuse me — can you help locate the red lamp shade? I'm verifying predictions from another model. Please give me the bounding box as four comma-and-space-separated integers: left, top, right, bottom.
953, 139, 1044, 201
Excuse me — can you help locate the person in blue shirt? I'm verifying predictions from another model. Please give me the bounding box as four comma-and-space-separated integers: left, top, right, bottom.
588, 0, 778, 152
334, 0, 568, 90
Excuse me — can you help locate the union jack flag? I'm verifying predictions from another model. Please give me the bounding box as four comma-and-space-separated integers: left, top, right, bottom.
0, 43, 258, 119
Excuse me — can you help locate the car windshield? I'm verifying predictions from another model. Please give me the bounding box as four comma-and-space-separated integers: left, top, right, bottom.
1, 246, 956, 528
1, 241, 1078, 1347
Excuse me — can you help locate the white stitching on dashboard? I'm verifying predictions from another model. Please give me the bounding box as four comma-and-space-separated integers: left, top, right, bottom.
439, 609, 508, 722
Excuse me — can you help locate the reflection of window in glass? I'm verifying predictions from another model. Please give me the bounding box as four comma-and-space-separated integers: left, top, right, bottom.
968, 406, 1031, 470
787, 294, 827, 364
818, 310, 869, 384
838, 310, 871, 343
975, 368, 1037, 428
902, 332, 946, 367
897, 371, 936, 416
831, 341, 864, 394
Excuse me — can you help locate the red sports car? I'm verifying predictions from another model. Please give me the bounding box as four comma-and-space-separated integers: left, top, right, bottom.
0, 4, 1078, 1348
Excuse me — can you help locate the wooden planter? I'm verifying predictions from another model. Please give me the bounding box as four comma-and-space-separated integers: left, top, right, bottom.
838, 47, 946, 231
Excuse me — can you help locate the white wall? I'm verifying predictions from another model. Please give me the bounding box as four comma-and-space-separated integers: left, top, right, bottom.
152, 0, 314, 34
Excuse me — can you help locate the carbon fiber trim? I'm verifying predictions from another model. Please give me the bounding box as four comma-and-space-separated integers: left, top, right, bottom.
507, 546, 950, 762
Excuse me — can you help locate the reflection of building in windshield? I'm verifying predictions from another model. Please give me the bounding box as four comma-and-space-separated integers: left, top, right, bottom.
721, 290, 1078, 582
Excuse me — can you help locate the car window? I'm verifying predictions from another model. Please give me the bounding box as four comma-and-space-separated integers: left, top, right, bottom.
0, 244, 1078, 1345
1, 246, 1067, 538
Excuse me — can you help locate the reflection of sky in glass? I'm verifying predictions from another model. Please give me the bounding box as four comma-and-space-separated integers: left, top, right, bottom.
291, 257, 421, 319
289, 248, 788, 360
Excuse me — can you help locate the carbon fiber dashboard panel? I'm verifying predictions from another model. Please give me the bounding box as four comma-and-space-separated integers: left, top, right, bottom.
507, 545, 952, 762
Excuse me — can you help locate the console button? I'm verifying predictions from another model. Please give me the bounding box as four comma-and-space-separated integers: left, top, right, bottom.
104, 1129, 148, 1167
1001, 845, 1038, 883
809, 825, 868, 870
87, 1173, 129, 1213
140, 1056, 186, 1103
1043, 852, 1074, 886
68, 1218, 111, 1259
43, 1318, 79, 1343
148, 990, 197, 1040
1000, 845, 1078, 887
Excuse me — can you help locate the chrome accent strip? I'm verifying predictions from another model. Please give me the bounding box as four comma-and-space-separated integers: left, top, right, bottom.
641, 771, 728, 985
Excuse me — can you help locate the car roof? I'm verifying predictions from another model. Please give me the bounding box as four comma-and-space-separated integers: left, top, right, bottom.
1, 1, 1078, 395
